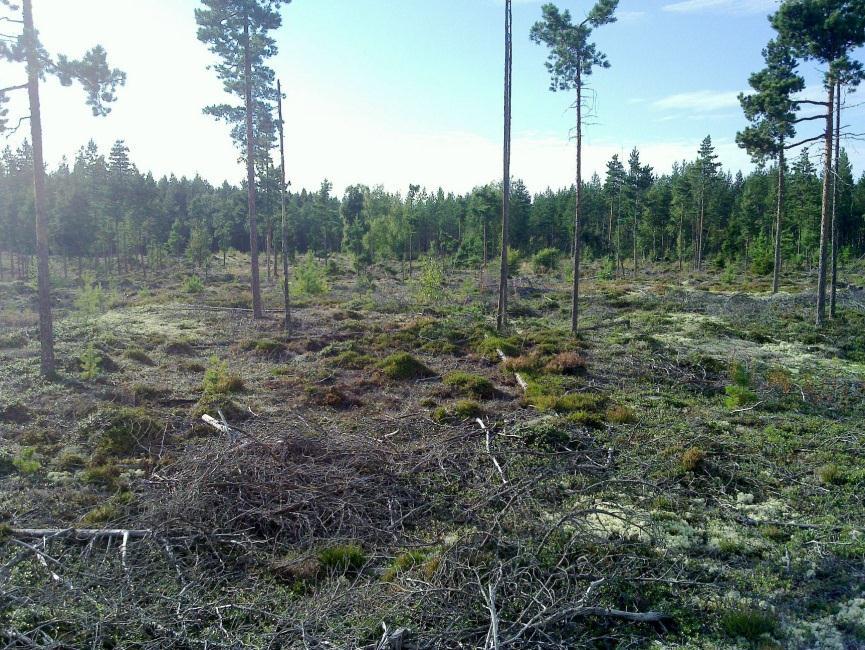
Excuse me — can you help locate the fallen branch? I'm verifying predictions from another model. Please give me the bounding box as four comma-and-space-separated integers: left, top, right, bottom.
6, 528, 152, 540
477, 418, 507, 485
496, 348, 528, 393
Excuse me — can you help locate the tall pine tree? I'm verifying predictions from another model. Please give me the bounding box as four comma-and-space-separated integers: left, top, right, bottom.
196, 0, 290, 319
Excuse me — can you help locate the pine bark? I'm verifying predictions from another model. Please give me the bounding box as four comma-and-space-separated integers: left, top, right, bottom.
772, 145, 785, 294
496, 0, 512, 332
277, 79, 291, 332
815, 80, 835, 327
571, 71, 582, 335
23, 0, 55, 376
829, 79, 840, 319
243, 14, 263, 319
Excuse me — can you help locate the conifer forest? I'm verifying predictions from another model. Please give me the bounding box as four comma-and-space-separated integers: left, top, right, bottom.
1, 0, 865, 648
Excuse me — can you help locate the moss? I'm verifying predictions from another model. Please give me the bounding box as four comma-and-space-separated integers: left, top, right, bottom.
443, 372, 496, 399
681, 447, 706, 472
80, 503, 119, 526
124, 348, 154, 365
475, 336, 519, 362
452, 399, 482, 419
317, 544, 366, 573
13, 447, 41, 474
132, 383, 169, 403
377, 353, 434, 380
565, 410, 606, 429
81, 462, 121, 489
241, 338, 286, 356
332, 350, 374, 369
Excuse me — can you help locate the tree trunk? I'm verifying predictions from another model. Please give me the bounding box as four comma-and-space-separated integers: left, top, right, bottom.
243, 13, 263, 319
816, 81, 835, 327
277, 80, 291, 332
772, 145, 785, 294
830, 79, 841, 319
571, 74, 582, 335
633, 196, 638, 276
496, 0, 512, 333
23, 0, 55, 376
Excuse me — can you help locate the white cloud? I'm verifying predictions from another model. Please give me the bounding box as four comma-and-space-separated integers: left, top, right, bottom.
662, 0, 778, 15
652, 90, 742, 113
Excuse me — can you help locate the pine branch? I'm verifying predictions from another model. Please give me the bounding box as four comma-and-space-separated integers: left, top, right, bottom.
784, 134, 826, 149
0, 82, 25, 93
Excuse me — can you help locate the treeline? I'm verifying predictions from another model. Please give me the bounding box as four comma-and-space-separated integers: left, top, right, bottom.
2, 137, 864, 279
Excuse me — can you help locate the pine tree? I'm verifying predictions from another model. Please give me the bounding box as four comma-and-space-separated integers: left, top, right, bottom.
0, 0, 124, 376
530, 0, 618, 334
737, 39, 804, 293
196, 0, 290, 319
497, 0, 513, 333
772, 0, 865, 326
694, 136, 720, 271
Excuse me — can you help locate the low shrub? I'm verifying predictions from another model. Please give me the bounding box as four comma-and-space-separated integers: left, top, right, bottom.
183, 275, 204, 294
532, 248, 561, 274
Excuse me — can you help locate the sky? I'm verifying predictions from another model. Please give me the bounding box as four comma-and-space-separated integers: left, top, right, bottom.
1, 0, 864, 196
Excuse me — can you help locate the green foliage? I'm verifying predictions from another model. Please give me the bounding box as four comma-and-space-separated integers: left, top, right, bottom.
203, 356, 244, 396
443, 372, 496, 399
414, 255, 446, 305
13, 447, 41, 474
598, 256, 615, 280
80, 343, 102, 380
377, 353, 433, 380
725, 384, 757, 409
332, 351, 374, 369
75, 272, 106, 320
183, 275, 204, 294
721, 609, 776, 641
749, 233, 775, 276
532, 247, 561, 274
318, 544, 366, 573
294, 253, 329, 296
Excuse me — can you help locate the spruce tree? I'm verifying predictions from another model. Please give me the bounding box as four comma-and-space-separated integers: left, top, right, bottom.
196, 0, 290, 319
0, 0, 125, 376
530, 0, 618, 334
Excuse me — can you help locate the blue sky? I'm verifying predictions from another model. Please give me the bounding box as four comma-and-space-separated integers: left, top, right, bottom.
2, 0, 863, 194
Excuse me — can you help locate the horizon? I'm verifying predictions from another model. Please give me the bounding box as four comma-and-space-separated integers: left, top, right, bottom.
1, 0, 863, 195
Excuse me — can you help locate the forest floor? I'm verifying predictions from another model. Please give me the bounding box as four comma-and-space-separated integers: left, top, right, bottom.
1, 253, 865, 649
